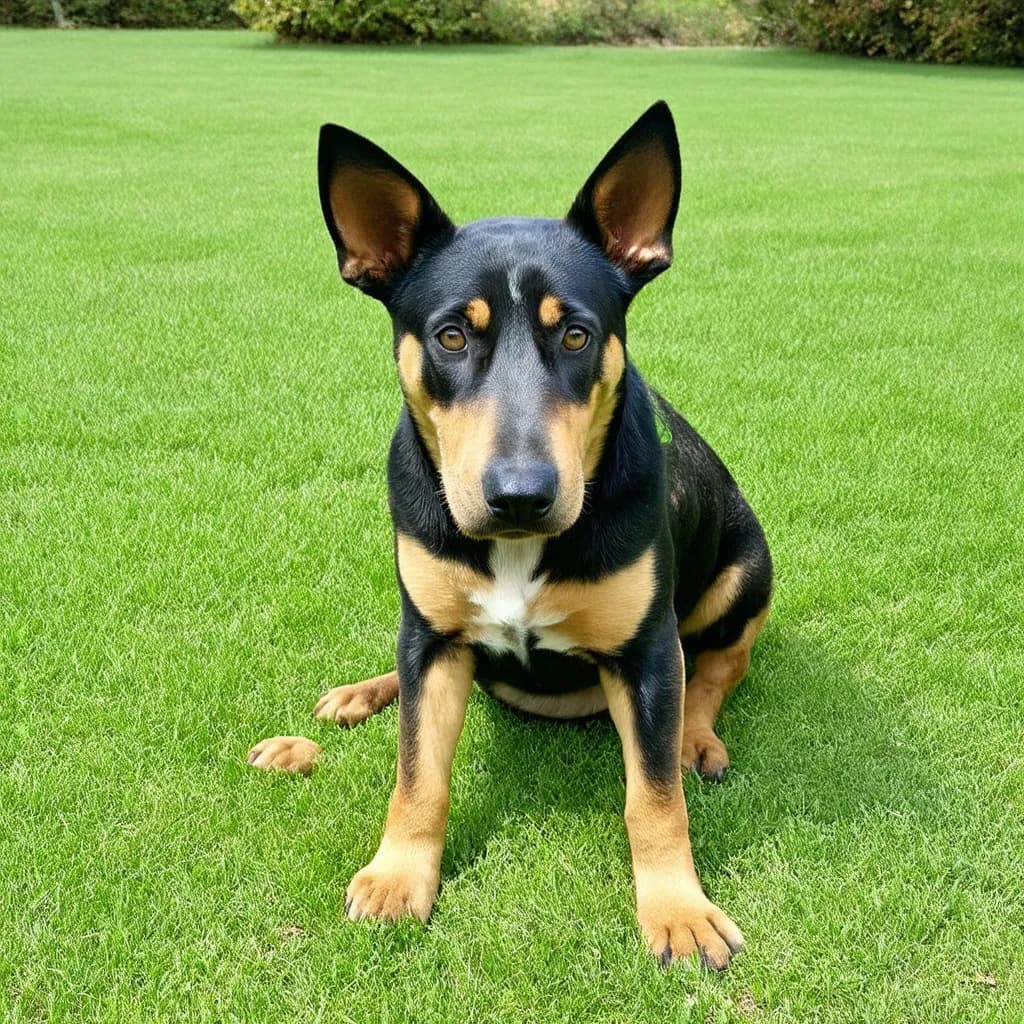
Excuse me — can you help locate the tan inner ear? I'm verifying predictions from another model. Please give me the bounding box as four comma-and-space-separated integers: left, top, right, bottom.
329, 165, 421, 284
592, 143, 673, 272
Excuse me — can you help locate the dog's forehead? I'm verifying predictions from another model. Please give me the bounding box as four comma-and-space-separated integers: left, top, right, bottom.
403, 217, 625, 315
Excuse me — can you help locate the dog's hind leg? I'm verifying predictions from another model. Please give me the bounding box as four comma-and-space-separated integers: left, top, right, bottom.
681, 607, 768, 782
315, 670, 399, 727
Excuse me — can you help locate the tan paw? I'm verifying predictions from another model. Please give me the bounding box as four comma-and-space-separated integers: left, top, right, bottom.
637, 888, 745, 970
314, 672, 397, 727
344, 847, 439, 923
681, 726, 730, 782
246, 735, 321, 775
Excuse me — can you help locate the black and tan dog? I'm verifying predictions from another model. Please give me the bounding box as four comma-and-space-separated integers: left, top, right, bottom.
248, 101, 772, 970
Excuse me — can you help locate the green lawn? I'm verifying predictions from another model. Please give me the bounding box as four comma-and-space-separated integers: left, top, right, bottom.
2, 28, 1023, 1023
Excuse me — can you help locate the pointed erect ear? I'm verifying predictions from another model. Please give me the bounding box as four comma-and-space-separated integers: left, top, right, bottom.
318, 124, 454, 302
566, 101, 681, 292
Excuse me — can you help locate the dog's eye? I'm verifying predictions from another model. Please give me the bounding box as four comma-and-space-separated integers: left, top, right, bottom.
562, 326, 589, 352
436, 326, 467, 352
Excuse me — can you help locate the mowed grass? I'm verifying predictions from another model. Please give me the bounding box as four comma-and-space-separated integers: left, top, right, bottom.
2, 28, 1023, 1023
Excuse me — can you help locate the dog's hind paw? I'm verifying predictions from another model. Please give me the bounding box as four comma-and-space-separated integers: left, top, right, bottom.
681, 727, 730, 783
246, 735, 321, 775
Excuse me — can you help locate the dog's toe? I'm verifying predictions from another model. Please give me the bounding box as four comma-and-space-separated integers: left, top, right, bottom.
246, 736, 321, 775
681, 727, 730, 782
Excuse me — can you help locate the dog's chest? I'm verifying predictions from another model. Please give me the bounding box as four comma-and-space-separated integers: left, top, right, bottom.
466, 539, 573, 663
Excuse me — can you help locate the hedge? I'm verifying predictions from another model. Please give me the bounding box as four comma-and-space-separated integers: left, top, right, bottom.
0, 0, 236, 26
743, 0, 1024, 64
228, 0, 754, 46
4, 0, 1018, 66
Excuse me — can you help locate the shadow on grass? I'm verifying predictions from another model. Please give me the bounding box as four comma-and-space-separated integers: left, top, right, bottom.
439, 621, 938, 883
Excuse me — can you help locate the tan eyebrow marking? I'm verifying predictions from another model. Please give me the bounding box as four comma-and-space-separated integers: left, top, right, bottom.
539, 295, 563, 328
465, 298, 491, 332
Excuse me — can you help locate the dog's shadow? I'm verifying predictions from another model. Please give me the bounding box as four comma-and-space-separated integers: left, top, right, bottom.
438, 622, 938, 883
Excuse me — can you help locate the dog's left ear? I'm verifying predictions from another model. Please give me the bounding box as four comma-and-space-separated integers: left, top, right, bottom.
318, 123, 454, 303
566, 101, 681, 293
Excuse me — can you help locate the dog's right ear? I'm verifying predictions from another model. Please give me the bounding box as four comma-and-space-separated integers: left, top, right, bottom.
318, 124, 454, 303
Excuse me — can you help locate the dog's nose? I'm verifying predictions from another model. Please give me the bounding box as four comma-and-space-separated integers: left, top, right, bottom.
482, 460, 558, 528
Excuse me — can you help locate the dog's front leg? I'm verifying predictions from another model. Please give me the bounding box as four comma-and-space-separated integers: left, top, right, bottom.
599, 618, 745, 969
345, 636, 474, 923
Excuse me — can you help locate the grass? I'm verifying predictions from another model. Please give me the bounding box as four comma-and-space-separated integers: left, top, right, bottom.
2, 28, 1022, 1024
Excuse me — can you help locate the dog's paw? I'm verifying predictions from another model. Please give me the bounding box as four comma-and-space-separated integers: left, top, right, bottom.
681, 727, 730, 783
314, 685, 379, 726
314, 672, 397, 727
246, 735, 321, 775
345, 849, 439, 923
637, 888, 744, 971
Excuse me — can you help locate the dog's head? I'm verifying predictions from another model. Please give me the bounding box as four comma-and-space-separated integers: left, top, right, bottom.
318, 103, 680, 540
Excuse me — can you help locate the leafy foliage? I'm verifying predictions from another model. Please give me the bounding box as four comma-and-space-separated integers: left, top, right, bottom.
743, 0, 1024, 64
228, 0, 753, 45
0, 0, 236, 26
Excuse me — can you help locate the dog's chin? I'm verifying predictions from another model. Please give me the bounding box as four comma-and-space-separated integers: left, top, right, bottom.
454, 508, 582, 543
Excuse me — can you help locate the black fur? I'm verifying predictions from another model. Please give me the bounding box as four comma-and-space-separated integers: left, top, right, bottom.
319, 101, 772, 783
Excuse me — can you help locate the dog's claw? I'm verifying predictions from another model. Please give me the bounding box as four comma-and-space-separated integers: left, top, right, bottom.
699, 944, 729, 972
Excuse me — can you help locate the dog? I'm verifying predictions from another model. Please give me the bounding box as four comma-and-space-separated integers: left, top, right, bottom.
248, 101, 772, 970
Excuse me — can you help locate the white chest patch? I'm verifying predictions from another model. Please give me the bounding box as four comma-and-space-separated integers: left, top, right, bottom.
467, 539, 572, 664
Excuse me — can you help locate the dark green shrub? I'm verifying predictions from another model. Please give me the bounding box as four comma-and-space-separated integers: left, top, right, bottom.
0, 0, 237, 26
745, 0, 1024, 64
227, 0, 484, 42
229, 0, 755, 45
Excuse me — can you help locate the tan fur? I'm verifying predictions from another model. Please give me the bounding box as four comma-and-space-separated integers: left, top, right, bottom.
396, 334, 441, 464
488, 682, 608, 719
600, 667, 744, 969
546, 334, 626, 524
538, 294, 563, 328
465, 298, 491, 332
396, 533, 490, 635
396, 334, 499, 534
682, 605, 769, 779
246, 735, 322, 775
592, 144, 674, 273
432, 400, 498, 536
315, 671, 399, 726
346, 648, 474, 923
398, 531, 654, 657
329, 166, 421, 284
531, 546, 655, 655
679, 563, 747, 637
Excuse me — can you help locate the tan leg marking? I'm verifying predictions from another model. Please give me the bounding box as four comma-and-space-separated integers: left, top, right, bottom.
314, 670, 399, 726
682, 606, 769, 782
346, 647, 474, 923
246, 735, 322, 775
679, 564, 746, 637
600, 667, 744, 970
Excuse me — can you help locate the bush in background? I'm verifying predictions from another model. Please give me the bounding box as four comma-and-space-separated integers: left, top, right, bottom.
1, 0, 236, 26
228, 0, 755, 45
743, 0, 1024, 64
